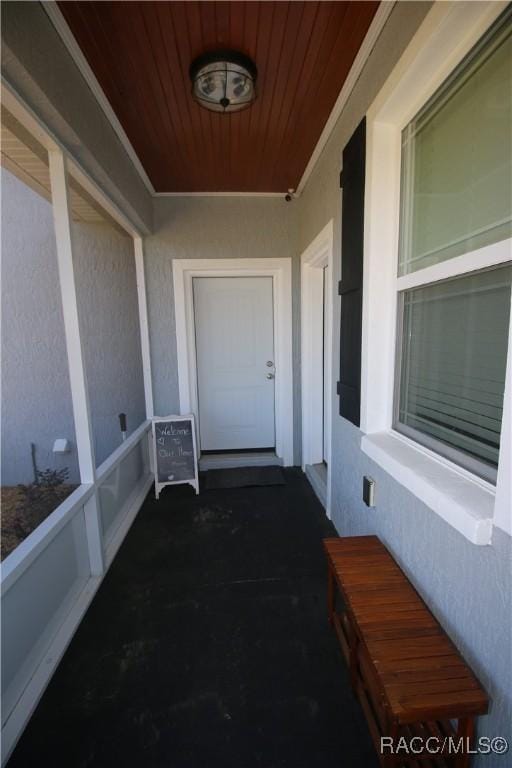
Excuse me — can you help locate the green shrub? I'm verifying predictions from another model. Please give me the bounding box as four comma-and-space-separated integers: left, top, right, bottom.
15, 468, 70, 540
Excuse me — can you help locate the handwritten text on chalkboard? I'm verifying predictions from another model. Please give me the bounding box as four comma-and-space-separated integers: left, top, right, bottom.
152, 416, 199, 496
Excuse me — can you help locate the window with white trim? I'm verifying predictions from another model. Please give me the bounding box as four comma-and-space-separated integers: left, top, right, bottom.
393, 10, 512, 484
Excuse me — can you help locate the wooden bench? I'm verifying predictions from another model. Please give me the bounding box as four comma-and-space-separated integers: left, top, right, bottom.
323, 535, 489, 767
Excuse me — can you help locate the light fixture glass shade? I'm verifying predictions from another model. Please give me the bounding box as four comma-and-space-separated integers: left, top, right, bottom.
190, 51, 257, 113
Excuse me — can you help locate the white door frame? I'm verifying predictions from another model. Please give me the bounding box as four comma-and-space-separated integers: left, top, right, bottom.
300, 220, 334, 514
172, 258, 294, 466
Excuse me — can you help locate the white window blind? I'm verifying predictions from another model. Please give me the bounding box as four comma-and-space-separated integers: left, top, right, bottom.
399, 17, 512, 275
397, 266, 512, 480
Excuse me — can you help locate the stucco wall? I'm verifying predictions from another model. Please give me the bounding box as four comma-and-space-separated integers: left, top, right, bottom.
145, 196, 301, 461
296, 1, 511, 761
72, 221, 146, 468
1, 168, 147, 481
1, 1, 152, 234
1, 168, 79, 484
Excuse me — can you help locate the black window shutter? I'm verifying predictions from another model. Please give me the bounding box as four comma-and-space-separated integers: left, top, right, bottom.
338, 117, 366, 426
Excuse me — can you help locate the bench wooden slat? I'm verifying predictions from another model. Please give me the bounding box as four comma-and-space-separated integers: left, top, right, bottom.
392, 690, 489, 722
347, 590, 421, 606
385, 676, 481, 699
380, 664, 473, 685
363, 626, 444, 642
356, 609, 439, 627
324, 535, 488, 765
373, 654, 475, 674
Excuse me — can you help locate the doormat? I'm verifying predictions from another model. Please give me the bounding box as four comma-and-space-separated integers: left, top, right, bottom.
204, 466, 286, 490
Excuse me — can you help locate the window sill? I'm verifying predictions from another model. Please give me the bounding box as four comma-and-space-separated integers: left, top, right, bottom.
360, 431, 495, 545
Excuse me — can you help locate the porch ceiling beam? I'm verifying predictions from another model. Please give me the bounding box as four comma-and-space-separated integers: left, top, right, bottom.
2, 81, 144, 238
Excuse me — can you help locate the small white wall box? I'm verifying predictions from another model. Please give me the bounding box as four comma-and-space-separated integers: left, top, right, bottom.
53, 438, 70, 454
363, 476, 376, 507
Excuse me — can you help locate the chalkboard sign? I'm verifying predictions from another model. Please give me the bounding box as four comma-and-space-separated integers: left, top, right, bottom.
152, 415, 199, 498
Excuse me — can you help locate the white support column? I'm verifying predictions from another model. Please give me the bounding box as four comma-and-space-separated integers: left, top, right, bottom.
134, 236, 155, 418
48, 149, 95, 482
147, 431, 156, 479
48, 149, 104, 575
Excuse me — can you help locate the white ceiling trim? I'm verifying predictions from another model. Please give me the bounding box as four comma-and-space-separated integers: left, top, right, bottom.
296, 0, 396, 196
2, 79, 143, 236
153, 192, 285, 198
43, 1, 156, 195
44, 0, 394, 198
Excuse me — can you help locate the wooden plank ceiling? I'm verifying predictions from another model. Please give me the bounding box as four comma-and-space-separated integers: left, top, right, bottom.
58, 1, 379, 193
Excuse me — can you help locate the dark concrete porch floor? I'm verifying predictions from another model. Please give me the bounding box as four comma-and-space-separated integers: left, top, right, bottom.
8, 468, 377, 768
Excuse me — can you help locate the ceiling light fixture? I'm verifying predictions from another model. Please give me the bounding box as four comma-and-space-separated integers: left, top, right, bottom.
189, 50, 257, 113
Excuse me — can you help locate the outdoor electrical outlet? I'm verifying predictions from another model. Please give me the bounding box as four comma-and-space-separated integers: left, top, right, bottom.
53, 438, 70, 454
363, 476, 376, 507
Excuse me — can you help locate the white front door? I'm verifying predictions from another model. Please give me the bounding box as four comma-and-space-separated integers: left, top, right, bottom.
193, 276, 276, 451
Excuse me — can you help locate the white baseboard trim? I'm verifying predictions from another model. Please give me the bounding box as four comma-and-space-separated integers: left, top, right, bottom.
305, 464, 328, 510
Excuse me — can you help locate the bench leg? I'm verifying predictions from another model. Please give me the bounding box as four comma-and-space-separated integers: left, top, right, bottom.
454, 717, 475, 768
327, 562, 335, 625
349, 636, 359, 694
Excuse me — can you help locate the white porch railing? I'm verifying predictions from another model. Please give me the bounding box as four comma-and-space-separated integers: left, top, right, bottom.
1, 420, 154, 764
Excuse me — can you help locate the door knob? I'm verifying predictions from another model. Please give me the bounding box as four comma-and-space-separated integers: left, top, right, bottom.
266, 373, 274, 379
266, 360, 274, 367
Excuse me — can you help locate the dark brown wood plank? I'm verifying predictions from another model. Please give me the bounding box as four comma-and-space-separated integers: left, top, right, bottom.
373, 653, 475, 674
366, 636, 458, 663
380, 664, 473, 686
385, 676, 481, 703
393, 688, 489, 722
57, 1, 380, 191
283, 1, 379, 186
361, 627, 443, 643
271, 0, 351, 189
349, 590, 422, 608
248, 0, 290, 186
262, 1, 317, 188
